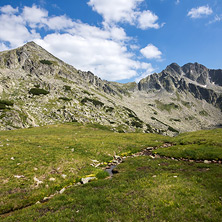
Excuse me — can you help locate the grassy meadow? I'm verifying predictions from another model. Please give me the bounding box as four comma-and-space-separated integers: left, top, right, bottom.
0, 123, 167, 215
0, 124, 222, 221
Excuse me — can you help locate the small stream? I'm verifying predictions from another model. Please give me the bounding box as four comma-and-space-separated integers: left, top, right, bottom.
105, 165, 117, 177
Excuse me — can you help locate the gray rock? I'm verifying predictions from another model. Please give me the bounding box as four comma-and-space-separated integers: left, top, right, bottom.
81, 177, 96, 184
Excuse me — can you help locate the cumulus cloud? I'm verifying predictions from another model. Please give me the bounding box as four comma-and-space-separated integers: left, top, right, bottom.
0, 4, 155, 81
187, 5, 213, 19
0, 13, 40, 47
88, 0, 142, 24
137, 10, 160, 29
140, 44, 162, 59
88, 0, 162, 30
0, 5, 18, 14
22, 5, 48, 24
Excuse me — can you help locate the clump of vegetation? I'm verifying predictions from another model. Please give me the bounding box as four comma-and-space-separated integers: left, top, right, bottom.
29, 88, 49, 95
199, 110, 209, 116
63, 85, 71, 91
82, 90, 93, 96
151, 116, 179, 133
58, 97, 72, 101
124, 107, 144, 128
0, 99, 14, 106
40, 60, 53, 65
185, 116, 195, 121
124, 106, 136, 116
155, 100, 180, 112
181, 100, 191, 108
170, 118, 181, 122
168, 126, 179, 133
104, 106, 114, 112
81, 97, 104, 107
131, 120, 143, 128
0, 99, 14, 109
145, 123, 153, 133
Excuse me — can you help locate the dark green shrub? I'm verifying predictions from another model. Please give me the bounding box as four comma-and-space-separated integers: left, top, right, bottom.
168, 126, 179, 133
146, 124, 153, 133
59, 97, 72, 101
64, 85, 71, 91
199, 110, 209, 116
170, 118, 181, 122
29, 88, 49, 95
131, 120, 143, 128
104, 106, 114, 112
82, 90, 93, 96
0, 100, 14, 106
0, 104, 6, 109
40, 60, 53, 65
81, 97, 104, 107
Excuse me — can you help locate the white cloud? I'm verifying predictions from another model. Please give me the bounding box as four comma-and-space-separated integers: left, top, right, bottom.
0, 4, 159, 81
68, 22, 128, 42
45, 15, 74, 30
88, 0, 142, 24
88, 0, 162, 30
0, 5, 18, 14
208, 14, 222, 24
22, 5, 48, 25
137, 10, 160, 29
140, 44, 162, 59
175, 0, 180, 5
187, 5, 213, 19
0, 13, 40, 47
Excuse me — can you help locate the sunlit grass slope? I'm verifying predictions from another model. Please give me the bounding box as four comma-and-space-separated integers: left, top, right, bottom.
157, 128, 222, 160
0, 123, 167, 214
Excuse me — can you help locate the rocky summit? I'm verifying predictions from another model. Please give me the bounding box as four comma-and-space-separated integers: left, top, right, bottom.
0, 42, 221, 135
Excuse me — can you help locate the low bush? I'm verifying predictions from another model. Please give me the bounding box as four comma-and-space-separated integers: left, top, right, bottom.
81, 97, 104, 107
64, 85, 71, 91
59, 97, 72, 101
40, 60, 53, 65
29, 88, 49, 95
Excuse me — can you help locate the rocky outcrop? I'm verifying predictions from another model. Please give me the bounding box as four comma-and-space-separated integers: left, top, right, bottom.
138, 62, 222, 110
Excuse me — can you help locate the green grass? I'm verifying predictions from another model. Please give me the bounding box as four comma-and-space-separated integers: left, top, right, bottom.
2, 157, 222, 221
39, 60, 53, 65
0, 123, 167, 215
155, 128, 222, 160
1, 125, 222, 221
155, 100, 180, 113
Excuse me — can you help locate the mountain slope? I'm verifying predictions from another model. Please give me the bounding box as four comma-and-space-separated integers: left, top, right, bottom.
0, 42, 221, 135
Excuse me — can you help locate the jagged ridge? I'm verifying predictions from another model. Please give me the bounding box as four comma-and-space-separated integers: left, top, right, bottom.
0, 42, 221, 134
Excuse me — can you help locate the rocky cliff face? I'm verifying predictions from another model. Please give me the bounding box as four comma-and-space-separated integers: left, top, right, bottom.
138, 62, 222, 110
0, 42, 221, 135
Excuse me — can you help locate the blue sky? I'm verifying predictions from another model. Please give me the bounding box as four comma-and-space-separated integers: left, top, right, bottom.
0, 0, 221, 82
